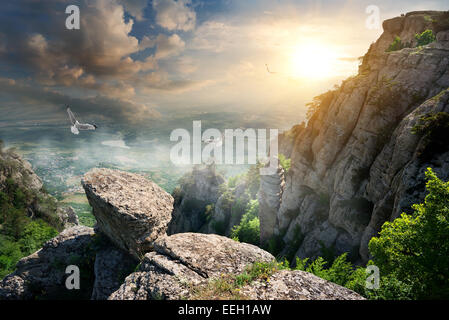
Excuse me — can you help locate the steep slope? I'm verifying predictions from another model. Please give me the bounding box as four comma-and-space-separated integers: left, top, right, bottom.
259, 11, 449, 263
0, 143, 80, 278
1, 168, 363, 300
168, 164, 261, 237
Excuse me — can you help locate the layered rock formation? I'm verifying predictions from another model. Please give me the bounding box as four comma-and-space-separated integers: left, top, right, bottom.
168, 165, 225, 234
259, 11, 449, 263
168, 164, 260, 237
0, 147, 79, 230
0, 148, 79, 230
82, 168, 174, 260
240, 270, 363, 300
0, 147, 43, 193
0, 226, 96, 300
109, 233, 274, 300
258, 165, 285, 244
1, 167, 363, 300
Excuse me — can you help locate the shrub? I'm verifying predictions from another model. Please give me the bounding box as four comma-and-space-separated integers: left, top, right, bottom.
245, 162, 263, 198
415, 29, 436, 46
294, 253, 361, 287
278, 154, 291, 173
386, 36, 406, 52
189, 261, 283, 300
0, 236, 22, 279
18, 220, 58, 255
0, 180, 59, 279
230, 200, 260, 245
369, 168, 449, 299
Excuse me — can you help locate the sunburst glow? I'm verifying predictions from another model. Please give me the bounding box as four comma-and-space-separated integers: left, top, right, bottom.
290, 43, 340, 80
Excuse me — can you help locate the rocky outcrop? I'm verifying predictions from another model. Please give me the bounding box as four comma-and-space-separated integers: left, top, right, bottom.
0, 148, 43, 193
0, 147, 77, 230
168, 164, 262, 237
258, 165, 284, 244
91, 245, 137, 300
0, 226, 96, 300
240, 270, 363, 300
57, 206, 80, 228
168, 165, 225, 234
1, 168, 363, 300
110, 233, 364, 300
259, 11, 449, 263
82, 168, 174, 260
109, 233, 274, 300
0, 148, 70, 230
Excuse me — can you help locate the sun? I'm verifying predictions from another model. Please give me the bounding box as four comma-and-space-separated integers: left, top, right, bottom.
290, 43, 339, 79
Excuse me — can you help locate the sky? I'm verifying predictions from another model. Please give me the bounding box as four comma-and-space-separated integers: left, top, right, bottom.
0, 0, 448, 129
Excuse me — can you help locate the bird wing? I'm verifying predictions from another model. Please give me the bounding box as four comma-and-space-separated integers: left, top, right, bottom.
70, 125, 79, 135
76, 123, 96, 131
265, 64, 276, 74
67, 107, 77, 125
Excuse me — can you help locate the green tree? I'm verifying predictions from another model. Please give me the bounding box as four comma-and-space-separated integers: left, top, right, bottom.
0, 237, 23, 279
278, 154, 291, 173
231, 200, 260, 245
18, 220, 58, 255
415, 29, 436, 46
386, 36, 405, 52
369, 168, 449, 299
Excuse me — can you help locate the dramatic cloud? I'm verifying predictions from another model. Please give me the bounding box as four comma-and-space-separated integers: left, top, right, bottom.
155, 34, 186, 59
0, 77, 160, 123
153, 0, 196, 31
3, 0, 446, 129
118, 0, 148, 21
0, 0, 146, 84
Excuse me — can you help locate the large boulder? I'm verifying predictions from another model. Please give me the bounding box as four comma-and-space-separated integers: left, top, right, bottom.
82, 168, 174, 260
109, 233, 275, 300
109, 233, 364, 300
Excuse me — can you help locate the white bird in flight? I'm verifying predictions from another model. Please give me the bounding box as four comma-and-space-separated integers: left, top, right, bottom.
67, 106, 98, 135
203, 133, 223, 148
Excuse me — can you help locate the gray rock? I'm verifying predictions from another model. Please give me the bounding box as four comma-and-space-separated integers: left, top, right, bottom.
91, 246, 137, 300
259, 165, 284, 244
168, 164, 225, 234
0, 226, 95, 300
109, 233, 274, 300
57, 206, 80, 228
259, 11, 449, 263
82, 168, 174, 260
240, 270, 364, 300
0, 149, 43, 193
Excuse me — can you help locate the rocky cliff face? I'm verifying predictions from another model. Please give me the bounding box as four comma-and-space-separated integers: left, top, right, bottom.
1, 168, 363, 300
259, 11, 449, 263
168, 165, 225, 234
0, 147, 78, 230
168, 164, 260, 237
